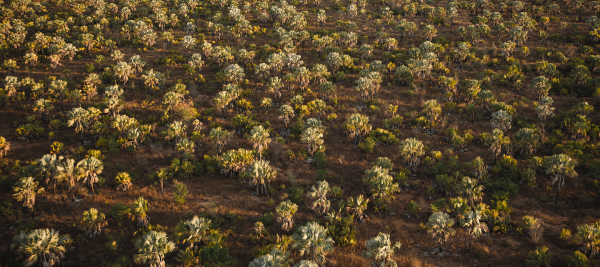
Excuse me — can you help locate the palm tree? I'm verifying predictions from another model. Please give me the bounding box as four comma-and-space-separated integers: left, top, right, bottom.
426, 212, 456, 249
364, 166, 400, 213
293, 260, 319, 267
276, 200, 298, 231
37, 154, 63, 187
279, 105, 295, 128
115, 172, 132, 191
521, 216, 543, 244
155, 168, 169, 195
134, 231, 176, 267
131, 196, 150, 228
534, 96, 554, 125
291, 221, 334, 266
531, 76, 551, 98
301, 127, 324, 156
344, 113, 372, 145
103, 85, 124, 117
267, 76, 283, 103
452, 42, 471, 69
460, 210, 488, 251
209, 127, 231, 153
319, 81, 335, 100
249, 125, 271, 160
526, 246, 551, 267
0, 136, 10, 158
422, 100, 442, 128
398, 138, 425, 172
81, 208, 107, 238
166, 121, 187, 142
33, 99, 53, 120
570, 65, 590, 85
55, 159, 82, 192
13, 177, 44, 213
308, 180, 331, 214
254, 221, 266, 238
354, 77, 375, 103
248, 160, 277, 195
344, 195, 369, 221
175, 138, 195, 160
482, 129, 510, 162
49, 79, 69, 104
11, 228, 72, 267
249, 249, 293, 267
508, 26, 528, 45
574, 222, 600, 257
463, 79, 481, 104
223, 64, 245, 84
467, 157, 487, 180
162, 91, 183, 115
213, 91, 232, 117
543, 154, 577, 204
142, 69, 166, 93
173, 215, 212, 249
181, 35, 197, 50
362, 232, 402, 267
76, 156, 103, 194
325, 52, 343, 73
24, 52, 38, 67
187, 53, 204, 76
514, 128, 540, 157
455, 176, 484, 205
574, 102, 594, 115
423, 24, 437, 41
113, 61, 132, 86
218, 148, 254, 179
490, 110, 512, 132
67, 107, 90, 133
307, 100, 326, 120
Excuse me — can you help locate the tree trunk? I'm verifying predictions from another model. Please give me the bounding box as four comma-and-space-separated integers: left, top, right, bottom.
160, 178, 164, 194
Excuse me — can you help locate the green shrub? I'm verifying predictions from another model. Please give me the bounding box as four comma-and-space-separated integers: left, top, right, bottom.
368, 128, 399, 145
430, 198, 448, 213
358, 137, 376, 153
198, 245, 237, 267
86, 63, 95, 73
174, 182, 188, 205
108, 203, 131, 220
313, 151, 327, 169
567, 251, 589, 267
259, 212, 274, 226
325, 213, 356, 247
287, 186, 304, 204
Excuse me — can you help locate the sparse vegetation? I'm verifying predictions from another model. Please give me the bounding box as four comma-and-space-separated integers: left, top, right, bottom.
0, 0, 599, 265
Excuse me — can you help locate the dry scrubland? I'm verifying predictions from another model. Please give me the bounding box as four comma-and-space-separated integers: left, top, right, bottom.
2, 0, 600, 266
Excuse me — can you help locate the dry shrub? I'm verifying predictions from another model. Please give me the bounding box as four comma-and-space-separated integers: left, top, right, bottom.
396, 254, 435, 267
271, 141, 287, 160
173, 99, 198, 122
150, 143, 165, 159
195, 94, 212, 107
529, 222, 544, 245
187, 83, 199, 96
134, 155, 149, 173
72, 185, 89, 199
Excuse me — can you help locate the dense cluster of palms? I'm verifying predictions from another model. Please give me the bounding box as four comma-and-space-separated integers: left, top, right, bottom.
2, 0, 600, 265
